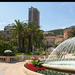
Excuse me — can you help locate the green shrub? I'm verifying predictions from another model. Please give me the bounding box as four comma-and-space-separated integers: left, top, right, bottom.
16, 53, 31, 56
0, 40, 12, 56
37, 69, 72, 75
30, 51, 39, 55
34, 51, 39, 55
10, 46, 18, 56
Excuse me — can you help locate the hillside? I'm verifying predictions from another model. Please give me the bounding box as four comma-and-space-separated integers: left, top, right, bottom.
44, 29, 65, 36
44, 25, 75, 36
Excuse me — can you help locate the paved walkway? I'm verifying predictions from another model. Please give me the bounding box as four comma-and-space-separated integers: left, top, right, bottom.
0, 60, 27, 75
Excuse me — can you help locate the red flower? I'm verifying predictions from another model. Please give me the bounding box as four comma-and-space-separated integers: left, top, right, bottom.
35, 58, 37, 60
34, 56, 35, 57
25, 64, 46, 72
68, 34, 70, 36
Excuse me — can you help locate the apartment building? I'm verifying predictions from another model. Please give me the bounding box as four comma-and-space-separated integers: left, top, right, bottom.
28, 6, 40, 26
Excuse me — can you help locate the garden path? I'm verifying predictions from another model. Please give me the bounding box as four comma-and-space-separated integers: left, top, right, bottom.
0, 60, 27, 75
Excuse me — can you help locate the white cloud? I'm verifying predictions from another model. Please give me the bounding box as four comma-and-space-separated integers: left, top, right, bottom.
2, 22, 6, 24
9, 19, 14, 22
0, 22, 6, 25
61, 27, 65, 29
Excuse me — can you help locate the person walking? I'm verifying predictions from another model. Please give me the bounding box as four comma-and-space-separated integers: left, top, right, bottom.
21, 53, 25, 61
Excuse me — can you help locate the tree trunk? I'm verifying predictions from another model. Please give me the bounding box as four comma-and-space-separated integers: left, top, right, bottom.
28, 35, 31, 54
22, 37, 24, 49
18, 36, 21, 53
31, 42, 32, 52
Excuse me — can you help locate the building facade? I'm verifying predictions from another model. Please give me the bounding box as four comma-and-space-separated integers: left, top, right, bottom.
55, 35, 64, 45
63, 29, 71, 39
4, 26, 13, 35
44, 35, 56, 47
28, 6, 40, 26
0, 30, 4, 36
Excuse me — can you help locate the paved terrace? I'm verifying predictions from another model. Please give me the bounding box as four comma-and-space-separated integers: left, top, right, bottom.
0, 60, 28, 75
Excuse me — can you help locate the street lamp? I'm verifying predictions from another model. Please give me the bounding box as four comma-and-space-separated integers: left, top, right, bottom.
4, 50, 12, 56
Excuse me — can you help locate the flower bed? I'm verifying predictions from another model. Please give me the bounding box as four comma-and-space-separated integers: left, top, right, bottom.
25, 64, 45, 72
23, 58, 73, 75
25, 56, 46, 72
22, 56, 46, 75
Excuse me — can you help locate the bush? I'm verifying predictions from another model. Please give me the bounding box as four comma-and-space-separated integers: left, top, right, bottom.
10, 46, 18, 56
34, 51, 39, 55
30, 51, 39, 55
16, 53, 31, 56
0, 40, 12, 56
37, 69, 72, 75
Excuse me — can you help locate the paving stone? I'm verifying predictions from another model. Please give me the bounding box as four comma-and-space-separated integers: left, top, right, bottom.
0, 61, 27, 75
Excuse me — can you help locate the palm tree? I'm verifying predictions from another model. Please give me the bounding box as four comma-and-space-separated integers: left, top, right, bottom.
21, 23, 28, 52
26, 21, 40, 54
11, 19, 24, 53
35, 30, 45, 48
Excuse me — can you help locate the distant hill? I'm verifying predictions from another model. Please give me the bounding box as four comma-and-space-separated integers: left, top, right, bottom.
67, 25, 75, 29
44, 25, 75, 36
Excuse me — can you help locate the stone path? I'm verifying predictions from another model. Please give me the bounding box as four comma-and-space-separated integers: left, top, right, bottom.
0, 61, 27, 75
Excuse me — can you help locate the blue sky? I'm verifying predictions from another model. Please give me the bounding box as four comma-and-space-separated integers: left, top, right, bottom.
0, 2, 75, 31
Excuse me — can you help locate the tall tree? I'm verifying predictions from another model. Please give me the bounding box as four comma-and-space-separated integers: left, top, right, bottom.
11, 19, 24, 53
21, 23, 28, 51
26, 21, 40, 54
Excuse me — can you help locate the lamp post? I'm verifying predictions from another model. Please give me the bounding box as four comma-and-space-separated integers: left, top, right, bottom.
4, 50, 12, 63
4, 50, 12, 56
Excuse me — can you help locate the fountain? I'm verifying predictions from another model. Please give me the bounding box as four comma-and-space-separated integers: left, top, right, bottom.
43, 37, 75, 73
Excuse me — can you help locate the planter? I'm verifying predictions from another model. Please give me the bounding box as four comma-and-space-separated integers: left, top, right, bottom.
22, 63, 44, 75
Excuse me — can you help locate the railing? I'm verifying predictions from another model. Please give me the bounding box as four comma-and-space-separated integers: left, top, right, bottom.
0, 55, 47, 63
0, 56, 6, 62
24, 55, 47, 60
0, 56, 22, 63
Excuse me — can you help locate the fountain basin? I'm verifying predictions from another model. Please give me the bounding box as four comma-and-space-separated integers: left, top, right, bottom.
42, 63, 75, 73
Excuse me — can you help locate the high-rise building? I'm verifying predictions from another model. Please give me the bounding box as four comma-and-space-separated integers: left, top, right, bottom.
4, 26, 13, 35
28, 6, 40, 26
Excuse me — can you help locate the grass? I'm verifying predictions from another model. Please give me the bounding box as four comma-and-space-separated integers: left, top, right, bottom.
16, 53, 31, 56
16, 53, 32, 59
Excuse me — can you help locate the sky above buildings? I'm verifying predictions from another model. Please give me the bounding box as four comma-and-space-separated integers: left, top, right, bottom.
0, 2, 75, 31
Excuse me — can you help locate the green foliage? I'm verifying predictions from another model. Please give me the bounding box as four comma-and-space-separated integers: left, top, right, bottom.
31, 56, 44, 67
0, 34, 3, 40
68, 27, 75, 38
16, 53, 31, 56
37, 69, 72, 75
30, 50, 40, 55
39, 50, 46, 55
44, 29, 65, 36
0, 40, 12, 56
55, 44, 58, 47
11, 46, 18, 56
5, 20, 45, 54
